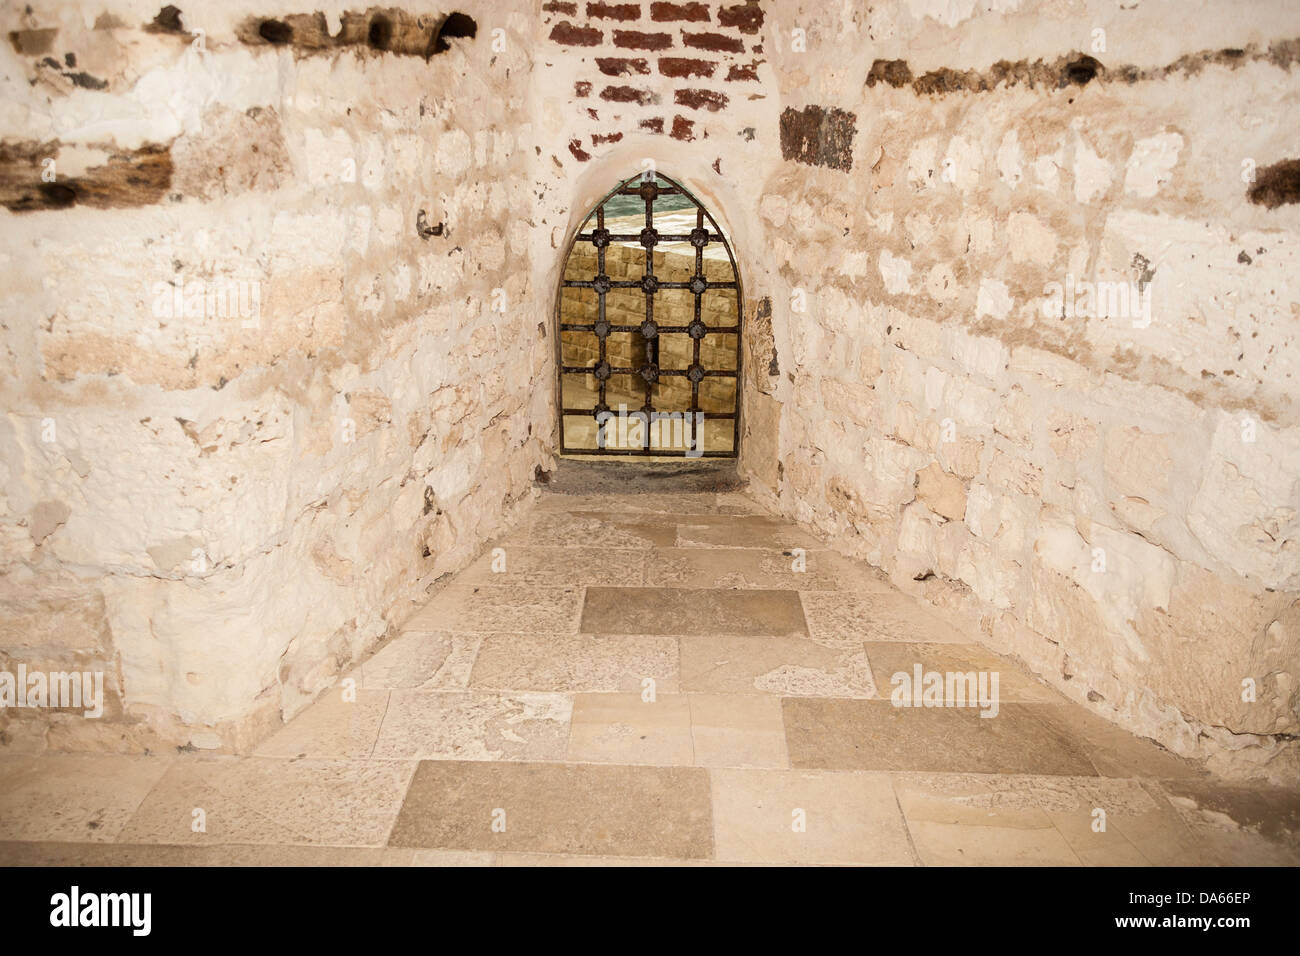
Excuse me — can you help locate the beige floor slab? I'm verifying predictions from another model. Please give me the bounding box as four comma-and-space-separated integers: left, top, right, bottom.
674, 514, 821, 549
644, 546, 845, 590
567, 693, 695, 765
534, 492, 734, 515
0, 754, 173, 844
372, 690, 572, 761
460, 546, 646, 587
1030, 702, 1203, 779
1158, 778, 1300, 865
711, 769, 915, 865
117, 757, 415, 847
689, 695, 789, 769
864, 642, 1062, 703
388, 760, 714, 858
783, 699, 1098, 775
469, 632, 679, 694
800, 590, 969, 644
891, 772, 1175, 866
406, 584, 584, 633
680, 634, 877, 697
351, 630, 482, 690
582, 586, 808, 636
505, 512, 680, 549
254, 689, 389, 758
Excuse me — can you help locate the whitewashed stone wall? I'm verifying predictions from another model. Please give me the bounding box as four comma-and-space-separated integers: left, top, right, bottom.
0, 1, 551, 751
735, 0, 1300, 782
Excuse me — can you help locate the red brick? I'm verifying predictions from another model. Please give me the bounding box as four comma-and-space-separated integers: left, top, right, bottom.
592, 131, 625, 145
718, 2, 764, 34
675, 88, 728, 111
639, 117, 665, 133
658, 56, 716, 78
600, 84, 658, 105
597, 56, 650, 75
650, 1, 710, 22
575, 80, 593, 96
725, 61, 758, 81
682, 31, 743, 53
613, 29, 674, 50
542, 1, 578, 13
569, 139, 592, 161
712, 157, 722, 173
587, 1, 641, 20
670, 115, 695, 140
550, 21, 603, 46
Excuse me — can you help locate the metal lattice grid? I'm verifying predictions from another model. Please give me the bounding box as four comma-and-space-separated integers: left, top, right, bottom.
555, 171, 742, 457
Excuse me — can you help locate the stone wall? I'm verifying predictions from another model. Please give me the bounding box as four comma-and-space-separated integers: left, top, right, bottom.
0, 1, 550, 752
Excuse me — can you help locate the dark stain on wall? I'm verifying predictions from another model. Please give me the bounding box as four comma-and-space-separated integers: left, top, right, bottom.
0, 141, 173, 213
8, 28, 58, 55
779, 105, 856, 172
866, 59, 912, 88
144, 6, 187, 34
868, 38, 1300, 98
1247, 159, 1300, 209
237, 8, 476, 58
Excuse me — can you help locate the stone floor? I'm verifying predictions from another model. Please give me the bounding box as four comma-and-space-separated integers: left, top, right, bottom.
2, 489, 1298, 866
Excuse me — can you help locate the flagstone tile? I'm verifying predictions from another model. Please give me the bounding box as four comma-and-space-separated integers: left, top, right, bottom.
674, 515, 820, 549
372, 690, 571, 761
582, 586, 807, 636
680, 635, 876, 697
388, 760, 713, 858
469, 632, 678, 694
253, 689, 389, 759
566, 693, 694, 765
864, 642, 1062, 703
460, 546, 646, 587
351, 631, 482, 690
117, 757, 414, 847
689, 694, 788, 769
406, 584, 584, 633
0, 754, 173, 844
800, 590, 969, 644
782, 699, 1097, 775
644, 546, 844, 590
710, 769, 915, 865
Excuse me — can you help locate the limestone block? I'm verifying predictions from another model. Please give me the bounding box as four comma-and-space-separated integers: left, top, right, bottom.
1187, 414, 1300, 589
915, 462, 967, 521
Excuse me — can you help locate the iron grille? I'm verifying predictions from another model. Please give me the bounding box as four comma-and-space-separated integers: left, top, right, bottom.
556, 171, 742, 457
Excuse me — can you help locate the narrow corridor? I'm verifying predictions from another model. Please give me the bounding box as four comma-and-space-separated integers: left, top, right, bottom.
2, 489, 1297, 866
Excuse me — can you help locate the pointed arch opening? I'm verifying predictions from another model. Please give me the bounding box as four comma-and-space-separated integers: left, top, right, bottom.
555, 170, 743, 458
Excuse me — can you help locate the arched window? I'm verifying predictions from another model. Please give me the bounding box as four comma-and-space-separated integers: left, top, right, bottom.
556, 171, 742, 458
